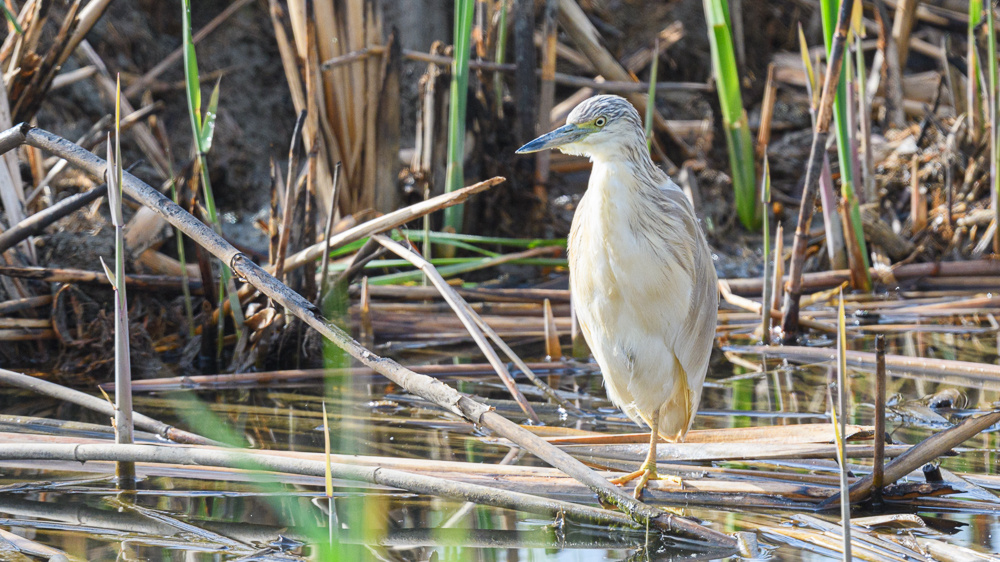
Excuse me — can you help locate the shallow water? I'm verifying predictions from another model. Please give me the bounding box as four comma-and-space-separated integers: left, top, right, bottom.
0, 303, 997, 560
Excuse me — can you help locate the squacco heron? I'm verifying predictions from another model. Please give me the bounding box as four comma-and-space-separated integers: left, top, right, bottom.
517, 95, 718, 498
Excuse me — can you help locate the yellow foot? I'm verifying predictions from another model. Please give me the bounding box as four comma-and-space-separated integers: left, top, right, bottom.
609, 464, 683, 499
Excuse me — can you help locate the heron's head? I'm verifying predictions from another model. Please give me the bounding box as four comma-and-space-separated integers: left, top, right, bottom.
516, 95, 646, 161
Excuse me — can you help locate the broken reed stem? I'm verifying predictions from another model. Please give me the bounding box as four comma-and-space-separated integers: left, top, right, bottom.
728, 344, 1000, 380
0, 183, 104, 254
273, 110, 307, 281
108, 362, 582, 392
833, 410, 1000, 505
373, 234, 539, 423
781, 0, 859, 343
467, 303, 585, 416
277, 176, 505, 275
2, 125, 733, 546
760, 156, 772, 341
0, 368, 217, 445
105, 80, 134, 486
872, 333, 886, 503
317, 161, 342, 303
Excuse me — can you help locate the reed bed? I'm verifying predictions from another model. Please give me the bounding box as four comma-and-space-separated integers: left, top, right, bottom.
0, 0, 998, 559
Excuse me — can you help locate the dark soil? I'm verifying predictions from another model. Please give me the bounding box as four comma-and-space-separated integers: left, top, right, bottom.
39, 0, 296, 215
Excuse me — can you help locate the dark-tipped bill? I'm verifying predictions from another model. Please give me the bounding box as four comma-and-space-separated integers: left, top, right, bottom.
515, 123, 591, 154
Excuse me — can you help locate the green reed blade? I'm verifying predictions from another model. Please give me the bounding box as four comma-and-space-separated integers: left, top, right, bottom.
444, 0, 475, 233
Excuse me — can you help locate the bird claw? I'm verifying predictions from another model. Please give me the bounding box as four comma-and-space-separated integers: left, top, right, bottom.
610, 462, 682, 499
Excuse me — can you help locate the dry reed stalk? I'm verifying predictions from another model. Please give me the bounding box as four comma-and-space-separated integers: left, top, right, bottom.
770, 223, 784, 312
835, 410, 1000, 505
781, 0, 855, 341
543, 423, 875, 446
272, 110, 306, 281
0, 368, 216, 445
0, 265, 202, 293
534, 0, 559, 204
0, 182, 104, 254
561, 441, 910, 464
5, 124, 735, 547
0, 294, 51, 315
373, 234, 539, 422
0, 63, 30, 268
542, 299, 562, 359
872, 333, 887, 504
911, 154, 927, 232
720, 281, 836, 333
0, 440, 727, 537
317, 161, 342, 301
78, 43, 170, 177
0, 328, 53, 341
891, 0, 919, 71
729, 344, 1000, 380
277, 176, 504, 274
271, 0, 390, 218
112, 361, 578, 392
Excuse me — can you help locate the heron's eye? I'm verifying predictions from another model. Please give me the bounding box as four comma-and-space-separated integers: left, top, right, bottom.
594, 117, 607, 127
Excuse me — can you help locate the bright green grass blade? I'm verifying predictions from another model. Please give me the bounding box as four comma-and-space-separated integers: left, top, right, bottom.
760, 154, 771, 340
1, 5, 22, 34
181, 0, 203, 140
704, 0, 759, 229
443, 0, 475, 233
200, 78, 221, 152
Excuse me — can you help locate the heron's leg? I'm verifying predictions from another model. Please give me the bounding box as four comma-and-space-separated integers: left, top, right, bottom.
609, 407, 681, 498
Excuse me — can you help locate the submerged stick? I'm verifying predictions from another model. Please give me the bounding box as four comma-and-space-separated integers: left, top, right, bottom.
0, 368, 217, 446
3, 124, 735, 547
